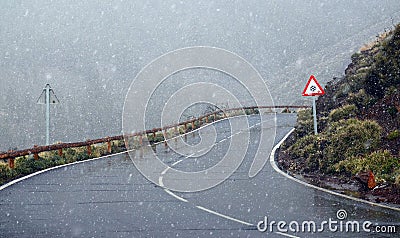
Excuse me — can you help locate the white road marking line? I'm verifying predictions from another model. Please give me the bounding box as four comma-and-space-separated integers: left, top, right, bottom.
156, 115, 300, 232
270, 128, 400, 212
275, 232, 300, 238
185, 153, 196, 158
0, 150, 130, 191
172, 159, 183, 167
164, 189, 188, 203
195, 205, 254, 226
161, 169, 168, 175
158, 130, 256, 227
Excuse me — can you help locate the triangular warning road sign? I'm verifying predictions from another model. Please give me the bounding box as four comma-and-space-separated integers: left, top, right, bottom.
302, 75, 325, 96
37, 84, 60, 104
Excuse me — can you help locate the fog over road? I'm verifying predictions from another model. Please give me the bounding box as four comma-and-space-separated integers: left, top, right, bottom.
2, 1, 400, 150
1, 114, 398, 237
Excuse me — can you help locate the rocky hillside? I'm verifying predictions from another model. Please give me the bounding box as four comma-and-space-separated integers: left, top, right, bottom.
318, 24, 400, 153
279, 24, 400, 203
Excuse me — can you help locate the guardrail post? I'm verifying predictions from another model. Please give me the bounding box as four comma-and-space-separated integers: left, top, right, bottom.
87, 143, 92, 156
163, 131, 168, 147
205, 116, 209, 123
107, 141, 112, 153
33, 145, 39, 160
139, 134, 143, 146
191, 121, 195, 130
8, 158, 14, 169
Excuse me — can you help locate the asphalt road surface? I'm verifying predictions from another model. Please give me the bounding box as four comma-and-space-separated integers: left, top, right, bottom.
1, 114, 399, 238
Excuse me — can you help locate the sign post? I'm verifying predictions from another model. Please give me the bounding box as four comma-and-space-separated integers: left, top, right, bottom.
37, 84, 59, 145
302, 75, 325, 135
312, 96, 317, 135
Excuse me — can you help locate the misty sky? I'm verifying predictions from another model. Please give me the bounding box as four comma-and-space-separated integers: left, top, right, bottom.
1, 0, 400, 150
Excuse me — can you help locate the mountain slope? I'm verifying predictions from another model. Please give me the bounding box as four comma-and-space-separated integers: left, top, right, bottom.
279, 24, 400, 204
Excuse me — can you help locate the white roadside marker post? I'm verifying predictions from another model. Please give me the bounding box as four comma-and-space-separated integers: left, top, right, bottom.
37, 84, 60, 145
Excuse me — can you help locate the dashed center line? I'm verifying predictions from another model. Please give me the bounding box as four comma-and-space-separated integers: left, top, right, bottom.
158, 116, 273, 230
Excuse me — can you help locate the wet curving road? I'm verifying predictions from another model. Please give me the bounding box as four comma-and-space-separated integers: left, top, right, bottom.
0, 114, 399, 238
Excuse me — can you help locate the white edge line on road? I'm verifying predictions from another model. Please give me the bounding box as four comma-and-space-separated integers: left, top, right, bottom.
163, 189, 188, 203
1, 114, 267, 230
0, 115, 254, 191
270, 128, 400, 212
196, 205, 254, 226
172, 159, 183, 166
0, 150, 132, 191
275, 231, 300, 238
158, 139, 256, 228
158, 176, 164, 187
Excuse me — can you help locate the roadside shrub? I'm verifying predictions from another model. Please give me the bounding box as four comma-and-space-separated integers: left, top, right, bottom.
0, 139, 130, 186
387, 106, 398, 117
322, 119, 382, 171
294, 109, 313, 137
288, 134, 318, 160
111, 140, 126, 153
0, 163, 15, 185
334, 150, 400, 183
387, 130, 400, 140
245, 108, 259, 115
347, 89, 371, 109
396, 173, 400, 185
297, 108, 313, 122
287, 118, 382, 173
328, 104, 357, 122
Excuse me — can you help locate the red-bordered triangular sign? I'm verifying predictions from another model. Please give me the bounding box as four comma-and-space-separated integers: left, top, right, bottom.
302, 75, 325, 96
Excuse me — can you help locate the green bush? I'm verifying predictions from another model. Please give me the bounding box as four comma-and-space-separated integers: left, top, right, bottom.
322, 119, 382, 169
245, 108, 259, 115
297, 108, 313, 122
328, 104, 357, 122
347, 89, 371, 109
294, 109, 314, 137
0, 163, 15, 185
288, 134, 318, 160
387, 130, 400, 140
287, 118, 382, 173
334, 150, 400, 183
387, 106, 398, 117
396, 173, 400, 185
0, 140, 129, 186
364, 24, 400, 98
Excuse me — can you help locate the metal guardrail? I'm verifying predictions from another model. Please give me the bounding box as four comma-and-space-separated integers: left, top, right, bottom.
1, 105, 309, 168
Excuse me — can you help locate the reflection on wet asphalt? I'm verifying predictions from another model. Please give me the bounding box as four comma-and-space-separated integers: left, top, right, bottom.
0, 114, 399, 238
